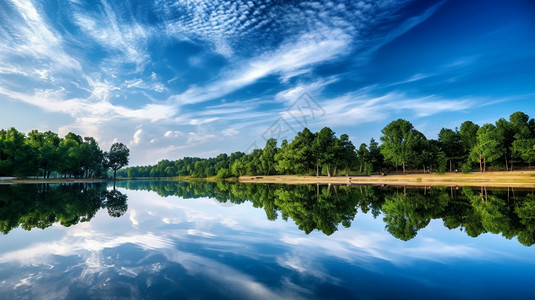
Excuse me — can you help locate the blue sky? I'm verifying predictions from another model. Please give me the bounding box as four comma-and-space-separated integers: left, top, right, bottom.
0, 0, 534, 165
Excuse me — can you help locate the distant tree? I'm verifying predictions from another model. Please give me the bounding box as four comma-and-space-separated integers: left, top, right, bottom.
107, 142, 130, 180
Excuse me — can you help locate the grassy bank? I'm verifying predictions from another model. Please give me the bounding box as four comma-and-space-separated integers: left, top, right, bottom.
238, 171, 535, 187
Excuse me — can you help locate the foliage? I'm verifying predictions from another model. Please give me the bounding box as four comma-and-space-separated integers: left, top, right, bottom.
117, 111, 535, 178
0, 128, 126, 178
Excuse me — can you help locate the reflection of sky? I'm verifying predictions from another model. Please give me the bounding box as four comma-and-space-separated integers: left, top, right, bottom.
1, 187, 535, 299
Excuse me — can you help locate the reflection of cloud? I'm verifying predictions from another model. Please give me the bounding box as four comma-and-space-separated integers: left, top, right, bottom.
1, 188, 529, 299
161, 249, 305, 300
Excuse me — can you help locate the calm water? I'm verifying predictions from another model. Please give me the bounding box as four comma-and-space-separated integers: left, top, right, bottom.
1, 181, 534, 299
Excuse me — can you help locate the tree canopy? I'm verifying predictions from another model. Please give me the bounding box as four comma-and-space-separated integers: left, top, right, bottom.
0, 128, 128, 179
118, 111, 535, 178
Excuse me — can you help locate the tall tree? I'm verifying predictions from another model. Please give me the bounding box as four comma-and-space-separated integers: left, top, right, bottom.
313, 127, 337, 176
26, 130, 61, 178
380, 119, 426, 173
495, 118, 514, 170
357, 143, 370, 173
510, 112, 535, 167
438, 128, 463, 172
459, 121, 480, 157
470, 124, 503, 172
107, 142, 130, 180
259, 138, 278, 175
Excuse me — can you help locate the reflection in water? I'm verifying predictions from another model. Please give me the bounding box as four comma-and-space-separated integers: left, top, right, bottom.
119, 181, 535, 246
0, 183, 128, 234
1, 181, 534, 299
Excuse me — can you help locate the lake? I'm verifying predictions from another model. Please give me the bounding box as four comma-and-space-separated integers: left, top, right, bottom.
1, 181, 534, 299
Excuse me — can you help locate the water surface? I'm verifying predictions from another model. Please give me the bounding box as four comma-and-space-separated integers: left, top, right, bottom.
1, 181, 534, 299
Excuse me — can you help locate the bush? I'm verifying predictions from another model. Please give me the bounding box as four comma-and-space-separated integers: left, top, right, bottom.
462, 162, 472, 174
216, 168, 232, 179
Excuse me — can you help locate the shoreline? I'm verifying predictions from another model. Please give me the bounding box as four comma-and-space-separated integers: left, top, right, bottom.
2, 171, 535, 188
238, 171, 535, 188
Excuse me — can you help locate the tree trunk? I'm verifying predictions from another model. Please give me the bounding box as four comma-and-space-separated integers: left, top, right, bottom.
114, 169, 117, 180
449, 159, 452, 173
505, 156, 509, 171
359, 163, 363, 173
327, 164, 331, 177
316, 161, 319, 177
43, 168, 47, 179
483, 157, 486, 173
423, 164, 425, 174
479, 155, 483, 172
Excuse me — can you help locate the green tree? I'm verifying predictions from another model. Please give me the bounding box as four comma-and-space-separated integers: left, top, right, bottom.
357, 143, 370, 173
495, 118, 514, 171
0, 128, 38, 177
510, 112, 535, 167
260, 138, 278, 175
313, 127, 337, 176
380, 119, 426, 173
438, 128, 463, 172
470, 124, 503, 172
107, 142, 130, 180
459, 120, 480, 163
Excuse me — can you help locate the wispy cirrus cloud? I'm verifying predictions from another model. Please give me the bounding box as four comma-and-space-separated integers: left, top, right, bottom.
0, 0, 80, 74
72, 0, 150, 70
170, 28, 351, 106
0, 86, 176, 123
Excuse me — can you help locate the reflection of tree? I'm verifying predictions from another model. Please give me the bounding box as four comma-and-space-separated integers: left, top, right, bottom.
118, 180, 535, 246
0, 183, 128, 234
104, 189, 128, 217
382, 189, 448, 241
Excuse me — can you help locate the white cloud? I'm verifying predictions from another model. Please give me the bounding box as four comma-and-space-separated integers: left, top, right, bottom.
0, 86, 177, 124
170, 28, 351, 106
164, 130, 185, 138
72, 0, 149, 69
131, 129, 143, 145
222, 128, 239, 137
315, 90, 477, 127
0, 0, 81, 73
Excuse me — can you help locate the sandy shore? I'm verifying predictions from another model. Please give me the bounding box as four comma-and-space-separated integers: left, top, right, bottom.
3, 171, 535, 188
238, 171, 535, 188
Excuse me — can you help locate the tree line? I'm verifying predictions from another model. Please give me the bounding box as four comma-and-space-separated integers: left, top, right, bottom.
0, 128, 130, 179
119, 111, 535, 178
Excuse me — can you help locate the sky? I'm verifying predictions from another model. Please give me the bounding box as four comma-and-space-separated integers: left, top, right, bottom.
0, 0, 534, 166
